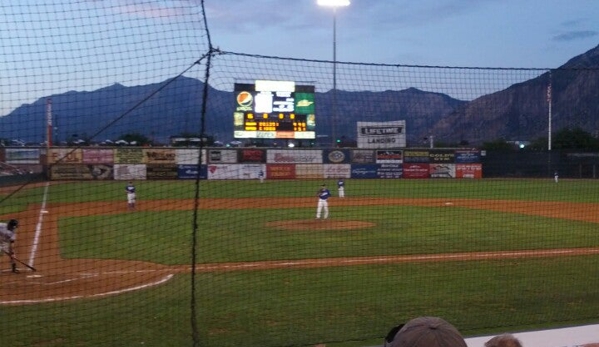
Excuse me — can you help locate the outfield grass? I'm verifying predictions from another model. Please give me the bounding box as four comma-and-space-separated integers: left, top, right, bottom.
2, 178, 599, 347
4, 177, 599, 204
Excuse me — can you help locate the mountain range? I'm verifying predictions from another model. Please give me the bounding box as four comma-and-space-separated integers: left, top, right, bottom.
2, 44, 599, 147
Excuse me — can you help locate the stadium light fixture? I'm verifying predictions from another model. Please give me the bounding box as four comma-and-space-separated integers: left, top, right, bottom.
317, 0, 350, 147
317, 0, 350, 6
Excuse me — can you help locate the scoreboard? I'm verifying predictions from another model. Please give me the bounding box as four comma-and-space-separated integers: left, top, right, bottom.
233, 80, 316, 140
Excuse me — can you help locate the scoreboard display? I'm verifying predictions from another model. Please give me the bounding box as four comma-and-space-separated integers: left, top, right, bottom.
233, 80, 316, 140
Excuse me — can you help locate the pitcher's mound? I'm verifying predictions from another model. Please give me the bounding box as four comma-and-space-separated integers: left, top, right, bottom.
267, 220, 375, 231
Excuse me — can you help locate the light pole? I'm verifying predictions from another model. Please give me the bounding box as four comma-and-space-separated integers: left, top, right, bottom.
317, 0, 350, 147
54, 114, 59, 146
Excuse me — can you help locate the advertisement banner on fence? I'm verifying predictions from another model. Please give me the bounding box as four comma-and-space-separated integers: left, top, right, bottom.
1, 164, 43, 175
350, 164, 379, 179
114, 148, 144, 164
430, 163, 455, 178
144, 149, 176, 164
175, 149, 206, 165
82, 149, 114, 164
241, 164, 266, 180
50, 164, 113, 180
208, 150, 238, 164
114, 164, 146, 180
207, 164, 239, 179
238, 149, 266, 163
403, 150, 430, 163
296, 164, 323, 179
429, 150, 455, 163
357, 120, 406, 148
5, 148, 40, 164
455, 150, 481, 163
267, 149, 322, 164
403, 163, 430, 179
456, 163, 482, 178
146, 164, 178, 180
206, 164, 265, 180
324, 164, 351, 178
377, 164, 402, 178
48, 148, 82, 164
177, 165, 207, 179
324, 149, 350, 164
351, 150, 375, 163
267, 164, 296, 179
376, 150, 403, 164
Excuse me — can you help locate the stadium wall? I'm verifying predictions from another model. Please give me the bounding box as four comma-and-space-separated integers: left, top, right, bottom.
481, 150, 599, 178
0, 147, 483, 180
7, 146, 599, 180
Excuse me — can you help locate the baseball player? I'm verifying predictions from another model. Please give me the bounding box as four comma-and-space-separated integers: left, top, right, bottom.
554, 171, 559, 183
316, 184, 331, 219
0, 219, 19, 273
258, 170, 265, 183
125, 181, 136, 211
337, 178, 345, 198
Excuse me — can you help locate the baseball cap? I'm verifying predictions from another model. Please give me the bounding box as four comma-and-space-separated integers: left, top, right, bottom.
386, 316, 467, 347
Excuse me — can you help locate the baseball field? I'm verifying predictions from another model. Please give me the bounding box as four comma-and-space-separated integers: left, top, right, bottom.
1, 178, 599, 347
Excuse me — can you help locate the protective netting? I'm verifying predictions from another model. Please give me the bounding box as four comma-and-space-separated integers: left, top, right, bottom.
1, 2, 599, 347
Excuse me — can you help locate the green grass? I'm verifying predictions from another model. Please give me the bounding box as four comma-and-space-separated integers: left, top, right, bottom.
2, 178, 599, 346
3, 257, 599, 347
4, 178, 599, 205
60, 206, 599, 263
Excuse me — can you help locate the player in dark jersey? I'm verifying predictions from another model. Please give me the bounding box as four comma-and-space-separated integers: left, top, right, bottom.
316, 184, 331, 219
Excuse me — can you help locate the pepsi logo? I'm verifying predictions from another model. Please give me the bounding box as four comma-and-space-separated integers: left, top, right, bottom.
237, 91, 253, 107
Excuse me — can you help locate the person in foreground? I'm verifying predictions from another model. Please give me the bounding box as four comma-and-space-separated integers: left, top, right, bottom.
0, 219, 19, 273
485, 333, 523, 347
384, 316, 467, 347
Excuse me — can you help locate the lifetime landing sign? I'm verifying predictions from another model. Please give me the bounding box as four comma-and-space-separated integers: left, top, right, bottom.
357, 121, 406, 148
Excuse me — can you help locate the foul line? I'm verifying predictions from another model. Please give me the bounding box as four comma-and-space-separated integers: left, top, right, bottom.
29, 182, 50, 267
0, 274, 174, 305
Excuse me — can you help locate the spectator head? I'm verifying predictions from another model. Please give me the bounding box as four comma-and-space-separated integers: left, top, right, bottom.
384, 316, 467, 347
485, 333, 523, 347
384, 324, 404, 347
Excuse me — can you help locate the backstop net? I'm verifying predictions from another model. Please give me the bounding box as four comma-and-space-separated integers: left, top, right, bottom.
1, 2, 599, 347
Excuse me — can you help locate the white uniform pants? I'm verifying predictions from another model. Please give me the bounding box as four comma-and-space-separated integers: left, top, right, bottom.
127, 193, 136, 205
316, 199, 329, 219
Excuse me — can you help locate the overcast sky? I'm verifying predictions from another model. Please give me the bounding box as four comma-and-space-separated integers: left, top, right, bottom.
2, 0, 599, 115
206, 0, 599, 68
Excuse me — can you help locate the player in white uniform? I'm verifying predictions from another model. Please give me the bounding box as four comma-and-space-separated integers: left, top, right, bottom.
316, 184, 331, 219
258, 170, 265, 183
125, 181, 136, 211
0, 219, 19, 273
337, 178, 345, 198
